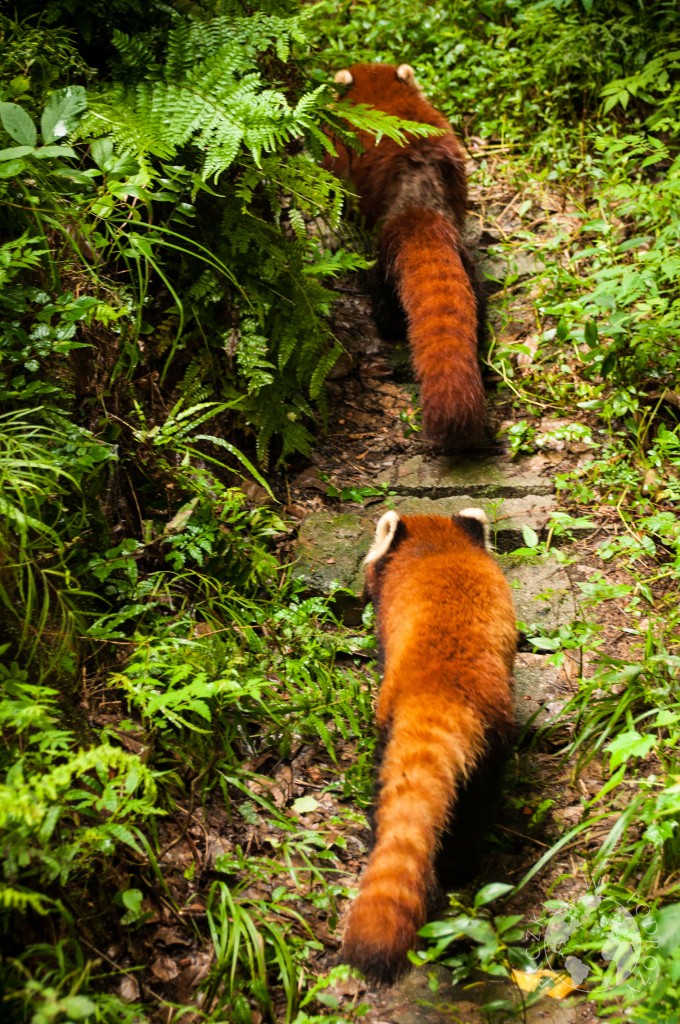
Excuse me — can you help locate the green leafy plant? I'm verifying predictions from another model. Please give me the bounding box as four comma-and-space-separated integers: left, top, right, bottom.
415, 883, 532, 989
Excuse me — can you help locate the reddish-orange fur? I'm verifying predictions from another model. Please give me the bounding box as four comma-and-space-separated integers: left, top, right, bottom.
326, 64, 486, 449
342, 512, 516, 985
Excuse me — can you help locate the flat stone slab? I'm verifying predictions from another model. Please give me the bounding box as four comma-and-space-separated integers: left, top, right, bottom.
514, 652, 577, 730
295, 511, 374, 596
481, 250, 546, 283
294, 509, 575, 635
503, 555, 576, 633
392, 495, 557, 552
389, 453, 556, 498
363, 964, 581, 1024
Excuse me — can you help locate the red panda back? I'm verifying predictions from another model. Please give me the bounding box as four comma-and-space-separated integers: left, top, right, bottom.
327, 63, 468, 230
372, 514, 517, 696
326, 64, 487, 450
343, 511, 516, 984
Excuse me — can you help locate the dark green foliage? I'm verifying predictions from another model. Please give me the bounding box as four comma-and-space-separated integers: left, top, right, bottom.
317, 0, 680, 138
3, 0, 680, 1019
0, 4, 385, 1019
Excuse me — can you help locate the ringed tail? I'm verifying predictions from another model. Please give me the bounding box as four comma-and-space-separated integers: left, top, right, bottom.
380, 207, 486, 449
342, 692, 485, 984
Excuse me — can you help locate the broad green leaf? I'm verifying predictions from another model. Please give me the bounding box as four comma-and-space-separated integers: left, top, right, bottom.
644, 821, 676, 849
655, 710, 680, 727
584, 319, 598, 347
91, 138, 114, 170
654, 904, 680, 956
454, 917, 498, 944
291, 795, 319, 815
528, 635, 561, 651
508, 946, 538, 970
606, 729, 656, 770
474, 882, 514, 908
121, 887, 144, 914
60, 997, 97, 1019
494, 913, 524, 934
40, 86, 87, 141
33, 145, 77, 160
9, 75, 30, 96
0, 102, 37, 147
521, 524, 539, 548
126, 234, 154, 259
0, 158, 28, 178
0, 145, 34, 161
418, 918, 461, 939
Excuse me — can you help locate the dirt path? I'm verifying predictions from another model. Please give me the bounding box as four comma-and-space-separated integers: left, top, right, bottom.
284, 149, 627, 1022
108, 149, 644, 1022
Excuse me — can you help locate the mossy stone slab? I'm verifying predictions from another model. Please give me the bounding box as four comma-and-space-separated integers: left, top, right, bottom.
389, 452, 555, 497
514, 652, 575, 730
364, 964, 580, 1024
294, 506, 575, 635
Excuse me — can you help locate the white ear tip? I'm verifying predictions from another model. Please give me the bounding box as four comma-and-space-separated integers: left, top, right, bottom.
458, 507, 491, 550
334, 69, 354, 85
377, 510, 400, 533
364, 510, 401, 565
396, 64, 416, 84
458, 507, 488, 525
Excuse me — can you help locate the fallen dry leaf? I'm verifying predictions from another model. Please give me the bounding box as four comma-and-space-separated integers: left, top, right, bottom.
150, 955, 180, 982
119, 975, 140, 1002
511, 968, 579, 998
152, 925, 192, 949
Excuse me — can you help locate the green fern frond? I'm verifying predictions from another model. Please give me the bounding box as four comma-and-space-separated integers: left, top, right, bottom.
309, 343, 342, 400
178, 358, 214, 408
0, 885, 56, 916
303, 246, 370, 278
110, 28, 160, 80
162, 14, 306, 80
249, 154, 346, 231
81, 14, 331, 182
0, 233, 47, 288
85, 71, 328, 180
322, 100, 446, 152
76, 11, 355, 462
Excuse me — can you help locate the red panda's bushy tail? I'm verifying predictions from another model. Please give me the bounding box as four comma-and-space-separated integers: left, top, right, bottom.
380, 208, 486, 450
342, 693, 486, 985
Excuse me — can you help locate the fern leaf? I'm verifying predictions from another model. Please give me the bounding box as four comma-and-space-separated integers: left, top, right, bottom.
309, 344, 342, 400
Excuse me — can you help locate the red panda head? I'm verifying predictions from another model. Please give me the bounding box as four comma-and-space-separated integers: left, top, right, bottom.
332, 62, 424, 102
334, 63, 417, 88
363, 508, 490, 600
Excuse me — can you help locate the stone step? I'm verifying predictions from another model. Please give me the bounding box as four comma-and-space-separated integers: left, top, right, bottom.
391, 494, 557, 551
294, 506, 576, 634
362, 964, 580, 1024
388, 452, 557, 498
514, 652, 577, 731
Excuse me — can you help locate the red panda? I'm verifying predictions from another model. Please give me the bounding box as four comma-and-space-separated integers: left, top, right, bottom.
326, 63, 487, 450
342, 509, 517, 985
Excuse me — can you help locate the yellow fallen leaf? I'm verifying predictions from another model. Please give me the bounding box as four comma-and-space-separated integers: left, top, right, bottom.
511, 969, 579, 999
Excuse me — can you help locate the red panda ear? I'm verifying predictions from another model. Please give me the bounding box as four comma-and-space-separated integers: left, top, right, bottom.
334, 69, 354, 86
364, 510, 406, 565
363, 511, 406, 603
396, 64, 416, 85
454, 508, 491, 550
